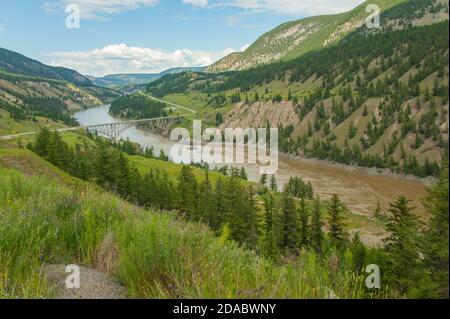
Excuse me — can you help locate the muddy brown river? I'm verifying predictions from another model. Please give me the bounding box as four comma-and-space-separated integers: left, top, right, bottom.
75, 105, 429, 219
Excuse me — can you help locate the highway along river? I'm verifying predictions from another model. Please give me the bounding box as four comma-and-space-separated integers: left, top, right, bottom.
74, 105, 429, 223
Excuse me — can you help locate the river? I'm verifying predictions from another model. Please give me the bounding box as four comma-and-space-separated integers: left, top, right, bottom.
74, 105, 429, 219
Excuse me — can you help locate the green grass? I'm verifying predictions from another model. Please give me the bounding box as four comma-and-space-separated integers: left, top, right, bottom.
0, 166, 384, 299
161, 92, 233, 131
0, 109, 66, 135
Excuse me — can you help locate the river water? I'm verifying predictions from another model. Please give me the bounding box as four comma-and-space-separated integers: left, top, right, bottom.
74, 105, 428, 218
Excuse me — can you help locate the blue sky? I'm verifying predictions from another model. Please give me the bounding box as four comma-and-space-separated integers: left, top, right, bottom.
0, 0, 364, 76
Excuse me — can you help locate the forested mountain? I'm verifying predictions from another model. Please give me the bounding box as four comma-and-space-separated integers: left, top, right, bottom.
110, 94, 167, 119
0, 48, 121, 126
0, 47, 92, 86
91, 67, 205, 88
208, 0, 448, 72
142, 0, 449, 177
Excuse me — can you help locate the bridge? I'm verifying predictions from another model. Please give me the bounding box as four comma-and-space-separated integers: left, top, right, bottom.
0, 116, 185, 141
84, 93, 194, 139
0, 94, 194, 141
85, 115, 184, 139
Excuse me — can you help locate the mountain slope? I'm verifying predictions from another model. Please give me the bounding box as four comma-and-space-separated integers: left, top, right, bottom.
0, 47, 92, 87
91, 67, 205, 88
0, 48, 121, 130
208, 0, 448, 72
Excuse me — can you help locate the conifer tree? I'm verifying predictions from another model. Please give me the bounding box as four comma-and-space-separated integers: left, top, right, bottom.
383, 196, 420, 295
239, 167, 248, 180
311, 197, 324, 255
128, 166, 142, 204
350, 232, 366, 272
327, 194, 348, 249
269, 175, 277, 191
177, 165, 199, 219
222, 177, 257, 246
299, 196, 310, 249
260, 174, 268, 186
263, 194, 278, 257
214, 178, 226, 230
198, 170, 217, 225
422, 162, 449, 298
116, 153, 131, 197
34, 128, 51, 157
281, 188, 299, 251
373, 202, 384, 220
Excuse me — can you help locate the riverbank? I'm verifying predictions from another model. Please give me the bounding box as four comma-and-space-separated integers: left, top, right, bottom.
281, 153, 434, 186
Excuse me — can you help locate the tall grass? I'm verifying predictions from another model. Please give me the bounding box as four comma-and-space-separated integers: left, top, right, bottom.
0, 168, 382, 299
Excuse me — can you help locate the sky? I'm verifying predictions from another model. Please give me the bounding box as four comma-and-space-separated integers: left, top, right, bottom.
0, 0, 364, 77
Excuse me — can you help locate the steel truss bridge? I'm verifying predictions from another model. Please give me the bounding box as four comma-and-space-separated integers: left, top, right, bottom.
85, 115, 183, 139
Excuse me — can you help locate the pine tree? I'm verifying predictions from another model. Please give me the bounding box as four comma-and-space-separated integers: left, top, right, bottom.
350, 232, 366, 273
34, 128, 51, 157
383, 196, 420, 295
269, 175, 277, 191
281, 188, 299, 251
239, 167, 248, 180
128, 166, 142, 204
422, 162, 449, 298
213, 178, 226, 230
373, 202, 384, 220
116, 153, 131, 197
223, 177, 257, 247
260, 174, 268, 186
298, 197, 310, 249
348, 121, 357, 139
242, 186, 258, 248
311, 198, 324, 255
327, 194, 348, 249
95, 143, 116, 189
177, 165, 199, 220
198, 170, 216, 225
307, 121, 313, 137
263, 194, 278, 257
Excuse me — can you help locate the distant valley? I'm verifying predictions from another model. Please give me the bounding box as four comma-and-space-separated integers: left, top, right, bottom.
89, 67, 205, 89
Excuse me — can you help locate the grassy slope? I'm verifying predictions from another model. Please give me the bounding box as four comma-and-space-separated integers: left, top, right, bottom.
0, 129, 387, 248
0, 151, 378, 299
0, 109, 66, 135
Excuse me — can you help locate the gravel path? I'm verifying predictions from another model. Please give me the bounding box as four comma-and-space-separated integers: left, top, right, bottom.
44, 264, 127, 299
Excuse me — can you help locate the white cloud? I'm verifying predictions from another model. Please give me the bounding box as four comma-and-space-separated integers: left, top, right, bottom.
240, 44, 250, 52
46, 43, 236, 77
209, 0, 365, 16
182, 0, 209, 7
44, 0, 159, 19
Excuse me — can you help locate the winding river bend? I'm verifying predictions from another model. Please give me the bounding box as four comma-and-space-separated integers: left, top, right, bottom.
74, 105, 429, 218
